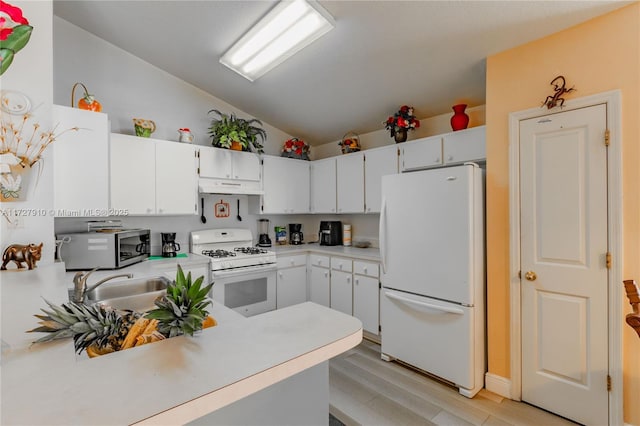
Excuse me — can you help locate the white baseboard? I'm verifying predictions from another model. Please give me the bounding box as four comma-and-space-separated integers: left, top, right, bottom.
485, 372, 512, 399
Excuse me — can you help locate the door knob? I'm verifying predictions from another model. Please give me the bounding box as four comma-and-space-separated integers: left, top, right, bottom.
524, 271, 537, 281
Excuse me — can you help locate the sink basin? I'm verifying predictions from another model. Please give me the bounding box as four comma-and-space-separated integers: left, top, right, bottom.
82, 276, 171, 312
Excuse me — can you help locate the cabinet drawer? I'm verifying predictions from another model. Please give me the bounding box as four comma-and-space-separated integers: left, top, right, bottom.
353, 260, 379, 278
331, 257, 352, 272
277, 254, 307, 269
309, 254, 330, 268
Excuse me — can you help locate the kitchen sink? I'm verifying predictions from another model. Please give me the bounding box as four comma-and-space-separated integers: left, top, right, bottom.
76, 276, 171, 312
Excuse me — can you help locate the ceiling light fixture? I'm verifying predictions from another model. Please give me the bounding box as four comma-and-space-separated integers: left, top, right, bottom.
220, 0, 335, 82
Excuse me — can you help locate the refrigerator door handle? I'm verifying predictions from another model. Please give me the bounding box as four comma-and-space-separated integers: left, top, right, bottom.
384, 291, 464, 315
379, 198, 387, 274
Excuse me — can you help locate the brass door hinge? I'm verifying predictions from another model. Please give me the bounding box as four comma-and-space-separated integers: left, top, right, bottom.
605, 129, 610, 147
606, 252, 612, 269
518, 270, 522, 279
607, 375, 612, 392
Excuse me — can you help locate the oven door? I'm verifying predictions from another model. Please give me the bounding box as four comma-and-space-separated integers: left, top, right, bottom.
211, 264, 277, 317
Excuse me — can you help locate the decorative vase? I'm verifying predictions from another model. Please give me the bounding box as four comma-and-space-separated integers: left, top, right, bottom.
0, 162, 33, 202
450, 104, 469, 131
394, 128, 408, 143
230, 141, 243, 151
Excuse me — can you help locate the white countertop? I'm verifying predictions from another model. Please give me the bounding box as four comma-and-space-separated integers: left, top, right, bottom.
1, 264, 362, 425
274, 243, 381, 262
62, 253, 213, 287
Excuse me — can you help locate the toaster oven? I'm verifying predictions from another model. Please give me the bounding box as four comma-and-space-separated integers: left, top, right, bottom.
57, 229, 150, 270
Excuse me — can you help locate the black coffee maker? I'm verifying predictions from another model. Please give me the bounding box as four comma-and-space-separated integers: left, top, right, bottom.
289, 223, 303, 245
161, 232, 180, 257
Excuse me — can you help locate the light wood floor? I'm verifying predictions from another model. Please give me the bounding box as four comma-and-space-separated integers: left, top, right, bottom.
329, 339, 577, 426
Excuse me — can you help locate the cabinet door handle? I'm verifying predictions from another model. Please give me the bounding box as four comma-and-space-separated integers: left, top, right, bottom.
355, 279, 359, 285
324, 272, 328, 278
435, 157, 440, 163
279, 272, 283, 278
448, 155, 454, 161
363, 267, 368, 274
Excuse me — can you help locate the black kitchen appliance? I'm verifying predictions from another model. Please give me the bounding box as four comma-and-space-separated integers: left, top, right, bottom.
257, 218, 272, 247
161, 232, 181, 257
289, 223, 303, 245
319, 221, 342, 246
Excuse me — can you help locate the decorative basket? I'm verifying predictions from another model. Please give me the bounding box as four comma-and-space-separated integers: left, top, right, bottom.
281, 138, 310, 160
339, 131, 361, 154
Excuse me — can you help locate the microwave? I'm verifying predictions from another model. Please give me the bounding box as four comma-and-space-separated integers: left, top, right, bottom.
57, 229, 150, 270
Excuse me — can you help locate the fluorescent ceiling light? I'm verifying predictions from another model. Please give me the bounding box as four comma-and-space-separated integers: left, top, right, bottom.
220, 0, 335, 81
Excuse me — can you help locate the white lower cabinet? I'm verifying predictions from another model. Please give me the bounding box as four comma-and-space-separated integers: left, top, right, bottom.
330, 257, 353, 315
279, 253, 380, 335
353, 260, 380, 335
276, 254, 308, 309
309, 254, 330, 307
330, 270, 352, 316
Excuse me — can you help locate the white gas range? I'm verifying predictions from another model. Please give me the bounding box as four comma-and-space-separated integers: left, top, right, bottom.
191, 229, 276, 317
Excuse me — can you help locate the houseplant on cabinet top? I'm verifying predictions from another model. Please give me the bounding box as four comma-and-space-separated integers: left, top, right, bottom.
207, 109, 266, 153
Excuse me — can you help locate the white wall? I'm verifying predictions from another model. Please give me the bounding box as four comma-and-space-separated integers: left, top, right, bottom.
313, 104, 486, 160
52, 17, 292, 155
51, 15, 485, 253
0, 1, 55, 266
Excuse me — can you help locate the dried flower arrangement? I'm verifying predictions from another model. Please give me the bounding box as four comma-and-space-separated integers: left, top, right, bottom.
0, 108, 78, 200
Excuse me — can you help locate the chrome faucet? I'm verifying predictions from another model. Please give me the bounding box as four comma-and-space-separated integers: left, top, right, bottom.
71, 267, 133, 304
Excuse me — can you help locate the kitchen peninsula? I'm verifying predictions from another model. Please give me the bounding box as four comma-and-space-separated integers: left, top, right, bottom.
0, 263, 362, 425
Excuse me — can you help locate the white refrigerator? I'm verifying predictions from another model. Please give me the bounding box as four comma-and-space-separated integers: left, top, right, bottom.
379, 163, 485, 398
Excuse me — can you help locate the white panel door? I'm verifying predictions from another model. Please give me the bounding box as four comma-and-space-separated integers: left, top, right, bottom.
231, 151, 261, 181
286, 159, 310, 213
364, 145, 398, 213
330, 270, 352, 315
336, 152, 364, 213
309, 265, 330, 307
353, 274, 379, 335
400, 135, 442, 171
110, 134, 156, 215
310, 158, 336, 213
443, 125, 486, 165
53, 106, 110, 216
380, 165, 477, 305
520, 104, 608, 425
277, 266, 308, 309
199, 146, 232, 179
156, 141, 197, 215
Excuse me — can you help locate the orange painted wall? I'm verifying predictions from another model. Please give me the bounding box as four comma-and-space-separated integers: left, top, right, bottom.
486, 3, 640, 423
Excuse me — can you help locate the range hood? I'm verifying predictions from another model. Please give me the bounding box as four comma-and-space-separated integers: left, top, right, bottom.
198, 177, 264, 195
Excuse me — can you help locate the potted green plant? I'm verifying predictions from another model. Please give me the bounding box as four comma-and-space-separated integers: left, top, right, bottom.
207, 109, 266, 153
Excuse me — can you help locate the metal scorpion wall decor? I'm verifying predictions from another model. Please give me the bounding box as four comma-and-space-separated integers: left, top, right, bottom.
541, 75, 575, 109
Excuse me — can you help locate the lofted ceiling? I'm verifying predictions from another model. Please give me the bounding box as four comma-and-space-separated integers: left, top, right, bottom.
52, 0, 631, 145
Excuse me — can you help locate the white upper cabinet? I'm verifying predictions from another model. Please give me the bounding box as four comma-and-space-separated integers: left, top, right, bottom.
259, 156, 310, 214
310, 157, 336, 213
199, 146, 232, 179
363, 145, 398, 213
155, 141, 198, 215
110, 134, 197, 215
53, 105, 110, 216
111, 135, 156, 215
336, 152, 364, 213
442, 126, 486, 165
400, 135, 443, 172
400, 126, 486, 172
199, 146, 260, 181
231, 151, 261, 181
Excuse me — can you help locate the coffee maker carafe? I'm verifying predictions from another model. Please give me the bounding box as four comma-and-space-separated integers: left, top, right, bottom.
289, 223, 303, 245
161, 232, 181, 257
257, 219, 272, 247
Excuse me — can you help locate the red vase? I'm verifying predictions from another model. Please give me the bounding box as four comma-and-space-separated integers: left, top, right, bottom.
450, 104, 469, 131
